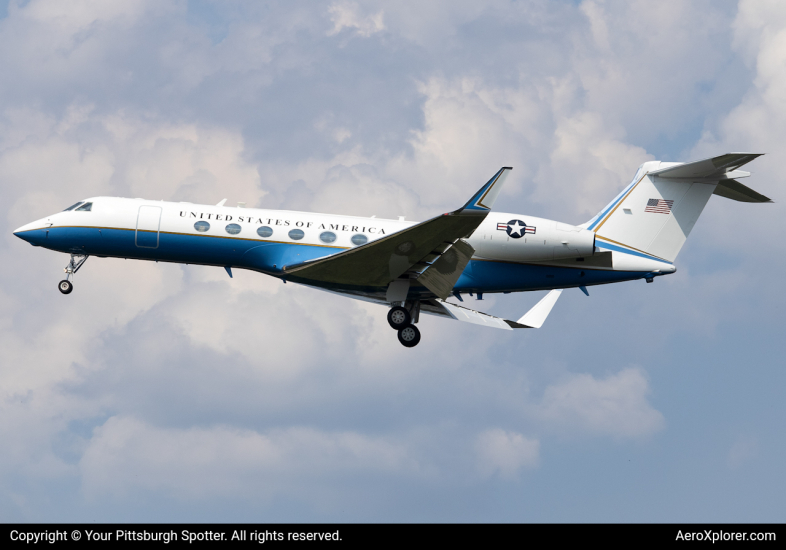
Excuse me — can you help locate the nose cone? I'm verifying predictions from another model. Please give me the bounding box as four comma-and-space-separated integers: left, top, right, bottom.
13, 220, 47, 245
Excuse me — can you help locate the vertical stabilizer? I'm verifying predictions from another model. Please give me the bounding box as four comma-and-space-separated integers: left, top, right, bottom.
585, 153, 764, 262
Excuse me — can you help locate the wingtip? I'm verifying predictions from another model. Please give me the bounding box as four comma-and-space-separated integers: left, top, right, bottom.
458, 166, 513, 213
516, 288, 563, 329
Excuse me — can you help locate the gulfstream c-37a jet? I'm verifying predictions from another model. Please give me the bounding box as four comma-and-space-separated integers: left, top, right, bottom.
13, 153, 770, 347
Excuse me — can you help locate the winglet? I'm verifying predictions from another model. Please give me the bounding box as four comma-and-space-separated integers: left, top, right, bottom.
517, 289, 563, 328
456, 167, 512, 214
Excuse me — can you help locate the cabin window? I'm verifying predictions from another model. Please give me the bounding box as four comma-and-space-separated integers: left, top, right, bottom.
194, 221, 210, 232
225, 223, 242, 235
257, 226, 273, 238
75, 202, 93, 211
63, 202, 83, 211
319, 231, 337, 244
288, 229, 305, 240
351, 234, 368, 246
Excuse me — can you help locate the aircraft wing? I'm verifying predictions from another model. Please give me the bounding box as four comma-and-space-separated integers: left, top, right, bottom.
422, 289, 563, 330
282, 167, 511, 289
648, 152, 763, 180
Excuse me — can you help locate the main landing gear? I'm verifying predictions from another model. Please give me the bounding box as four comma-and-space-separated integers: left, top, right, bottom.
58, 253, 88, 295
387, 301, 421, 348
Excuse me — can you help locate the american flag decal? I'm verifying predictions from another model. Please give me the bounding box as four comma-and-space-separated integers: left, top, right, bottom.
645, 198, 674, 214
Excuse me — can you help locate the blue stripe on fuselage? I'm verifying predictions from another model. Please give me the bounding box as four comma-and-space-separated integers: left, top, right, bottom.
17, 226, 654, 293
453, 259, 648, 293
594, 238, 673, 263
22, 226, 342, 272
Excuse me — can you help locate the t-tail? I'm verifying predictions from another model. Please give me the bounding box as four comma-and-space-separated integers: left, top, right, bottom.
583, 153, 770, 263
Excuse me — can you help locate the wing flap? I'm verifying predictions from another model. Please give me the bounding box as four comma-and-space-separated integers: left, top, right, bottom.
413, 239, 475, 299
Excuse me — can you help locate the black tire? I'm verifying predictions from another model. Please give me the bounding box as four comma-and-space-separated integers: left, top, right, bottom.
397, 324, 421, 347
58, 280, 73, 294
387, 306, 411, 330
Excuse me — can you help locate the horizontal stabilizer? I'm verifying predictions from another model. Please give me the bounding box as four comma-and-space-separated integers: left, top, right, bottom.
649, 153, 763, 180
713, 179, 772, 203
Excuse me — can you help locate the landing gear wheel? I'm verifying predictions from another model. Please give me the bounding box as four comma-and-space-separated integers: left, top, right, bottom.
397, 324, 421, 348
58, 280, 73, 294
387, 306, 411, 330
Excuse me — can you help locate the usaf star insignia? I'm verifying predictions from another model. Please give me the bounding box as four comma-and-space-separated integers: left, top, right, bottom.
497, 219, 535, 238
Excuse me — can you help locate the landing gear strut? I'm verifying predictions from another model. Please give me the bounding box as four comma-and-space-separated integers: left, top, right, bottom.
59, 253, 88, 295
388, 300, 421, 347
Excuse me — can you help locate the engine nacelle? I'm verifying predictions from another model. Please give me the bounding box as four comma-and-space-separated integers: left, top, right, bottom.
470, 214, 595, 262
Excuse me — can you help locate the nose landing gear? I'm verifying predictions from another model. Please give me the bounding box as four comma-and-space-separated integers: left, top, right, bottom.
58, 253, 88, 294
388, 300, 421, 348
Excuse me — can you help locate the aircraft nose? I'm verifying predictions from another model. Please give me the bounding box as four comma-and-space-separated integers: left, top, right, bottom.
13, 220, 45, 243
13, 226, 32, 243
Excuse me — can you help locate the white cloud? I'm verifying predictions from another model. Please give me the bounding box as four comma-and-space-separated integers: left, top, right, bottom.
475, 429, 539, 479
327, 2, 384, 37
80, 416, 418, 499
19, 0, 159, 29
536, 367, 665, 438
693, 0, 786, 158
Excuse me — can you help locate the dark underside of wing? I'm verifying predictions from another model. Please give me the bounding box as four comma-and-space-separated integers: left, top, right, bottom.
281, 212, 483, 288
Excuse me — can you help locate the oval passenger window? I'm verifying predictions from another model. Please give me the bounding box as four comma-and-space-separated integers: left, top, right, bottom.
288, 229, 305, 240
225, 223, 242, 235
351, 234, 368, 246
319, 231, 337, 243
257, 226, 273, 238
194, 221, 210, 232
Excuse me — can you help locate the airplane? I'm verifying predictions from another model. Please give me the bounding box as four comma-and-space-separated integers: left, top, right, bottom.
12, 153, 770, 347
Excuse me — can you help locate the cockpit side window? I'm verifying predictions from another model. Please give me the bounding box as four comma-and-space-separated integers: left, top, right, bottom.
63, 202, 84, 211
74, 202, 93, 212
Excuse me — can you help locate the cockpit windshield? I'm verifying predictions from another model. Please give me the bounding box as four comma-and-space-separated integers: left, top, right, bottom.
63, 202, 84, 211
74, 202, 93, 211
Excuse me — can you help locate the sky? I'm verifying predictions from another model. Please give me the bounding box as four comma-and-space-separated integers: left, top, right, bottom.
1, 0, 784, 522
